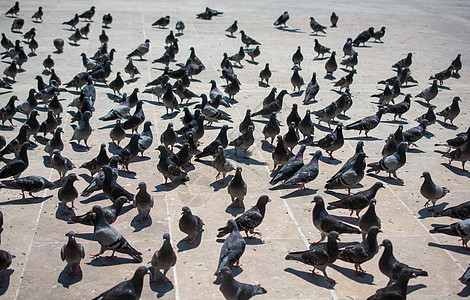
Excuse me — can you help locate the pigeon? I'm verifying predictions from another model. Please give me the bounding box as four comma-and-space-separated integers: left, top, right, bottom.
403, 119, 428, 146
451, 54, 462, 74
226, 20, 238, 36
436, 96, 461, 126
68, 29, 82, 45
240, 30, 261, 48
334, 69, 356, 91
371, 83, 393, 106
367, 271, 418, 300
102, 164, 134, 202
202, 96, 232, 125
1, 34, 13, 52
298, 110, 315, 142
384, 94, 411, 121
224, 77, 240, 100
179, 206, 204, 243
152, 15, 170, 28
325, 51, 337, 77
0, 142, 30, 179
373, 26, 386, 42
219, 267, 267, 300
79, 6, 95, 21
23, 28, 36, 42
420, 171, 450, 211
330, 12, 339, 27
43, 55, 54, 72
70, 195, 126, 226
353, 27, 374, 46
162, 83, 180, 115
3, 60, 17, 81
443, 140, 470, 171
338, 226, 381, 275
92, 266, 150, 300
11, 18, 24, 32
327, 180, 384, 216
212, 146, 235, 184
48, 95, 63, 119
109, 120, 126, 148
0, 125, 28, 158
312, 124, 344, 159
460, 265, 470, 286
108, 72, 124, 95
340, 52, 358, 70
0, 95, 18, 127
0, 250, 14, 281
346, 108, 385, 137
137, 121, 153, 157
228, 46, 245, 66
61, 231, 85, 276
378, 239, 428, 284
71, 111, 92, 148
284, 150, 322, 190
151, 233, 177, 283
52, 149, 74, 181
392, 53, 412, 70
292, 46, 303, 67
382, 134, 399, 158
79, 23, 91, 38
0, 79, 12, 90
287, 104, 302, 131
102, 13, 113, 28
325, 153, 367, 194
229, 125, 254, 158
227, 167, 247, 207
285, 231, 340, 284
80, 156, 119, 198
274, 11, 289, 27
251, 90, 287, 117
313, 39, 330, 58
259, 63, 271, 85
117, 133, 140, 172
311, 102, 337, 128
215, 220, 246, 276
343, 37, 355, 57
367, 142, 407, 180
430, 66, 454, 86
124, 58, 139, 79
157, 145, 189, 186
245, 46, 260, 62
283, 122, 299, 153
334, 91, 353, 117
5, 2, 19, 16
165, 30, 175, 45
58, 174, 79, 211
358, 199, 381, 240
271, 145, 306, 184
126, 39, 150, 60
415, 79, 438, 104
90, 205, 142, 261
433, 201, 470, 220
63, 14, 79, 29
160, 122, 178, 151
53, 38, 64, 52
303, 72, 320, 104
0, 175, 54, 199
133, 182, 154, 221
262, 112, 280, 146
175, 20, 185, 34
309, 17, 326, 35
291, 67, 304, 91
196, 125, 229, 159
430, 219, 470, 248
312, 196, 361, 244
80, 143, 110, 176
66, 72, 88, 90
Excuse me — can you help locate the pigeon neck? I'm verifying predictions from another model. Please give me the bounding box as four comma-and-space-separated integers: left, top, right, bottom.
19, 146, 29, 164
221, 273, 235, 288
130, 275, 145, 296
295, 148, 305, 160
231, 229, 242, 237
327, 237, 339, 261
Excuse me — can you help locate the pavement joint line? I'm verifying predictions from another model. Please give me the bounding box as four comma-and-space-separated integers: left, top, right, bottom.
141, 11, 180, 300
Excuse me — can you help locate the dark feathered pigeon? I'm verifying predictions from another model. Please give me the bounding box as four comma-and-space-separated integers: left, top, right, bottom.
92, 266, 150, 300
274, 11, 289, 27
436, 96, 461, 126
0, 175, 54, 199
215, 220, 246, 276
61, 231, 85, 275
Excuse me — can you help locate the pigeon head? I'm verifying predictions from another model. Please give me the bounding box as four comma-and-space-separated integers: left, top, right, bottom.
313, 150, 322, 159
311, 196, 324, 204
136, 181, 146, 190
372, 182, 384, 191
219, 266, 232, 278
65, 231, 75, 237
398, 142, 408, 150
356, 141, 364, 153
133, 266, 151, 279
370, 199, 377, 206
67, 173, 79, 183
420, 171, 431, 179
92, 205, 104, 215
53, 149, 61, 155
256, 195, 271, 206
247, 125, 254, 133
227, 219, 239, 232
143, 121, 152, 131
181, 206, 191, 215
367, 226, 382, 237
328, 231, 340, 241
163, 233, 170, 241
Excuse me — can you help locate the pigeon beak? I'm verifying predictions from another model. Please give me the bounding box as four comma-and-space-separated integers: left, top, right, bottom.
378, 230, 383, 233
420, 175, 424, 178
337, 237, 341, 241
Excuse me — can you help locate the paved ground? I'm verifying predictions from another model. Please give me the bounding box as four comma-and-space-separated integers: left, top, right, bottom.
0, 0, 469, 299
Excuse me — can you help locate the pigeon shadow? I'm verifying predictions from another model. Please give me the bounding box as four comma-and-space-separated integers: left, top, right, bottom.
87, 256, 139, 266
451, 73, 461, 79
381, 120, 408, 125
366, 174, 404, 186
290, 90, 304, 97
437, 120, 458, 130
0, 195, 52, 206
281, 188, 318, 199
417, 202, 448, 219
313, 56, 329, 61
74, 232, 96, 242
415, 100, 431, 107
283, 268, 334, 288
428, 242, 470, 255
106, 93, 120, 101
55, 204, 76, 221
68, 43, 80, 47
440, 163, 470, 178
225, 34, 237, 39
406, 147, 425, 154
276, 27, 304, 33
260, 141, 275, 152
246, 60, 259, 66
324, 74, 336, 80
258, 81, 269, 88
458, 285, 470, 297
0, 269, 13, 295
225, 203, 245, 217
161, 112, 180, 120
58, 265, 83, 288
53, 50, 63, 54
319, 156, 342, 165
336, 114, 351, 121
334, 215, 359, 225
437, 85, 451, 90
344, 136, 381, 141
130, 214, 153, 232
149, 274, 174, 298
314, 123, 333, 132
175, 33, 184, 37
330, 264, 374, 284
209, 175, 233, 192
324, 190, 349, 199
0, 91, 12, 96
117, 170, 137, 179
70, 142, 90, 152
407, 284, 427, 295
124, 78, 139, 84
42, 155, 52, 167
176, 231, 203, 252
80, 193, 108, 204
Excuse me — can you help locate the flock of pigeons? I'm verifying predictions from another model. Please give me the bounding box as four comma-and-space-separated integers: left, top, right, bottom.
0, 2, 468, 299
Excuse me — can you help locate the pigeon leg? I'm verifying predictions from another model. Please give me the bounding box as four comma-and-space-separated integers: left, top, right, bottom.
152, 273, 159, 283
105, 251, 116, 259
349, 210, 354, 217
90, 253, 102, 258
22, 191, 26, 199
74, 264, 80, 274
68, 265, 75, 275
309, 268, 321, 275
9, 120, 15, 127
462, 162, 467, 172
347, 189, 352, 195
355, 264, 366, 276
244, 150, 248, 158
216, 172, 220, 180
1, 270, 6, 280
234, 261, 242, 268
327, 151, 334, 160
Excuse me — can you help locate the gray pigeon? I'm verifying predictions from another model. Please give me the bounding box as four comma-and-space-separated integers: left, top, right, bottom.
340, 52, 358, 70
334, 69, 356, 91
229, 46, 245, 66
226, 20, 238, 36
262, 112, 280, 146
102, 165, 134, 202
157, 145, 189, 186
359, 199, 381, 240
312, 102, 337, 129
443, 140, 470, 171
122, 101, 145, 133
63, 14, 79, 29
251, 90, 287, 117
3, 60, 17, 81
420, 171, 450, 211
109, 120, 126, 148
274, 11, 289, 27
415, 79, 438, 104
117, 133, 140, 172
71, 111, 92, 148
367, 142, 407, 180
430, 66, 454, 86
25, 110, 40, 141
240, 30, 261, 48
53, 38, 64, 52
285, 231, 339, 284
303, 72, 320, 104
284, 150, 321, 190
52, 149, 74, 181
0, 175, 54, 199
325, 153, 367, 194
384, 94, 411, 121
451, 54, 462, 74
215, 220, 246, 276
283, 122, 299, 153
151, 233, 177, 283
345, 108, 385, 137
435, 126, 470, 151
175, 20, 185, 34
330, 12, 338, 27
0, 250, 14, 281
80, 144, 110, 176
16, 88, 38, 117
310, 18, 327, 35
392, 53, 412, 70
5, 2, 19, 16
126, 39, 150, 60
152, 15, 170, 28
292, 46, 303, 67
92, 266, 150, 300
460, 264, 470, 285
433, 201, 470, 220
382, 134, 398, 158
133, 182, 154, 221
270, 145, 306, 184
138, 121, 153, 157
229, 125, 254, 158
61, 231, 85, 275
245, 46, 260, 62
212, 146, 235, 184
0, 96, 17, 127
161, 122, 178, 151
367, 269, 418, 300
312, 196, 361, 244
219, 267, 267, 299
90, 205, 142, 262
271, 136, 289, 172
338, 226, 381, 275
353, 27, 374, 46
69, 196, 126, 226
298, 110, 315, 142
312, 124, 344, 159
379, 239, 428, 284
38, 110, 59, 139
125, 59, 140, 79
259, 63, 271, 85
403, 119, 428, 146
327, 182, 384, 217
325, 51, 338, 77
436, 96, 461, 126
0, 142, 30, 179
290, 66, 304, 91
415, 105, 436, 126
371, 83, 393, 106
58, 174, 79, 211
108, 72, 124, 95
430, 218, 470, 248
179, 206, 204, 243
227, 167, 247, 207
162, 83, 180, 115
